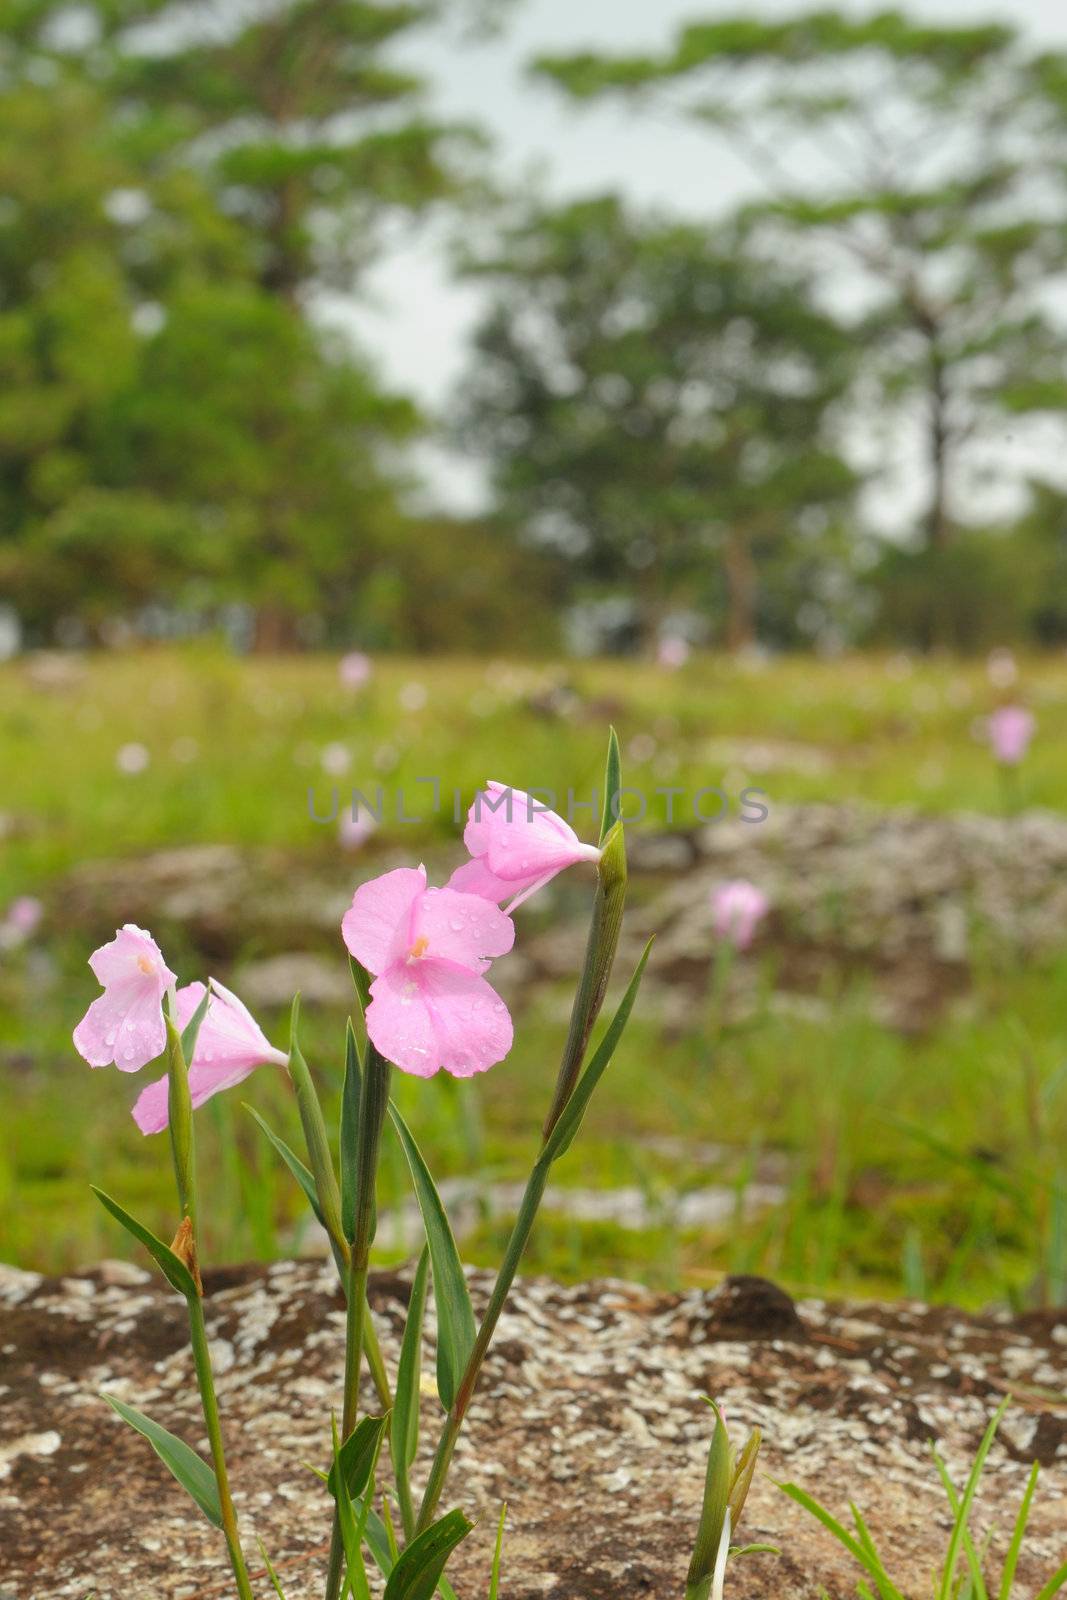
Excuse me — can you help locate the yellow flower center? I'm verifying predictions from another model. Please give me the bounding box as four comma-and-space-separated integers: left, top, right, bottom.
136, 954, 156, 976
408, 935, 430, 959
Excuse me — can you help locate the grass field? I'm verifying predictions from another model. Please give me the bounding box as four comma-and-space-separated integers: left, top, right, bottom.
2, 645, 1066, 1307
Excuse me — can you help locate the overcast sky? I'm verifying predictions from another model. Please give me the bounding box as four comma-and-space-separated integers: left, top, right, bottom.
322, 0, 1067, 520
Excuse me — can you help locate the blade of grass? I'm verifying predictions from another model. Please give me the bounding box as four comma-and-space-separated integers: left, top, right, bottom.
938, 1398, 1010, 1600
999, 1461, 1040, 1600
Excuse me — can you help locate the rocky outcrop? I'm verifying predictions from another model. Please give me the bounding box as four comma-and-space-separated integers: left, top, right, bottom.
2, 1260, 1065, 1598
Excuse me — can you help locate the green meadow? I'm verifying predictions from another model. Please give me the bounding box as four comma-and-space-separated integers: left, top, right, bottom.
2, 646, 1065, 1308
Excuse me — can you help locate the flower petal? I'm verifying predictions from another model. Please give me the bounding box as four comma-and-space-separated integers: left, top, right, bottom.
367, 960, 512, 1079
73, 976, 168, 1072
413, 887, 514, 972
342, 866, 426, 975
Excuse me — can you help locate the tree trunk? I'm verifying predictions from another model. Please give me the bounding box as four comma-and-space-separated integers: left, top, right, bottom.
723, 525, 757, 652
925, 343, 952, 550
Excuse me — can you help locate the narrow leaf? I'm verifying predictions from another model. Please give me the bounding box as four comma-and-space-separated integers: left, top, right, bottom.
327, 1413, 391, 1503
245, 1104, 351, 1286
999, 1460, 1039, 1600
1035, 1562, 1067, 1600
180, 986, 211, 1064
488, 1504, 507, 1600
392, 1248, 430, 1477
91, 1187, 197, 1300
938, 1398, 1010, 1600
382, 1509, 475, 1600
257, 1538, 290, 1599
341, 1020, 363, 1243
543, 939, 653, 1163
287, 996, 345, 1251
332, 1416, 370, 1600
600, 725, 621, 844
776, 1482, 906, 1600
102, 1393, 221, 1529
387, 1102, 476, 1411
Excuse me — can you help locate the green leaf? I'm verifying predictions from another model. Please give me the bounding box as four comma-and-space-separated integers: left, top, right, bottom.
349, 956, 372, 1016
180, 985, 211, 1063
392, 1248, 430, 1477
257, 1538, 290, 1599
687, 1400, 731, 1586
286, 995, 346, 1252
1035, 1561, 1067, 1600
488, 1504, 507, 1600
999, 1460, 1039, 1600
332, 1416, 371, 1600
362, 1503, 397, 1580
387, 1102, 476, 1411
382, 1509, 475, 1600
327, 1413, 391, 1503
776, 1482, 905, 1600
938, 1398, 1010, 1600
932, 1449, 988, 1600
543, 939, 653, 1164
245, 1104, 350, 1285
101, 1393, 222, 1529
600, 725, 621, 844
91, 1187, 197, 1300
341, 1019, 363, 1243
245, 1106, 323, 1226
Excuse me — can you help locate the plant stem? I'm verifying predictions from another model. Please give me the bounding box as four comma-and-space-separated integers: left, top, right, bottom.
415, 1149, 552, 1533
416, 819, 629, 1536
324, 1044, 391, 1600
165, 1008, 255, 1599
188, 1291, 257, 1600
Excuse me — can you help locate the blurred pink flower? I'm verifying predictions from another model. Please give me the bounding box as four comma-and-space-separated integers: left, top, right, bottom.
339, 808, 378, 851
711, 881, 770, 950
73, 925, 176, 1071
448, 782, 602, 911
657, 636, 690, 670
342, 865, 514, 1078
339, 651, 372, 690
6, 895, 43, 936
988, 705, 1035, 765
132, 979, 287, 1134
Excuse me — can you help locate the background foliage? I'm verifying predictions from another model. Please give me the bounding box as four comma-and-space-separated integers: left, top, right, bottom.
2, 3, 1067, 651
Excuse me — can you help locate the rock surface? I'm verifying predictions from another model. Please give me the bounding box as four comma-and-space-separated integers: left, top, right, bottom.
2, 1261, 1065, 1599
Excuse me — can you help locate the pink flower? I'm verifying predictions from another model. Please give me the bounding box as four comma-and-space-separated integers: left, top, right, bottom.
339, 651, 372, 690
657, 636, 690, 669
988, 705, 1035, 765
4, 896, 42, 940
342, 865, 514, 1078
711, 881, 770, 951
131, 980, 288, 1134
447, 783, 602, 911
339, 808, 378, 851
73, 924, 177, 1072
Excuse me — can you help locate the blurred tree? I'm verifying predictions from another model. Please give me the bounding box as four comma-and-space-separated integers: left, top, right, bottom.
455, 195, 857, 649
0, 71, 421, 646
105, 0, 486, 307
535, 11, 1067, 554
121, 282, 420, 648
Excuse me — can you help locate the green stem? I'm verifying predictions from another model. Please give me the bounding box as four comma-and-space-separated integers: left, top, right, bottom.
165, 1008, 254, 1598
542, 822, 626, 1140
415, 1151, 552, 1534
324, 1044, 391, 1600
188, 1292, 257, 1600
417, 816, 629, 1537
